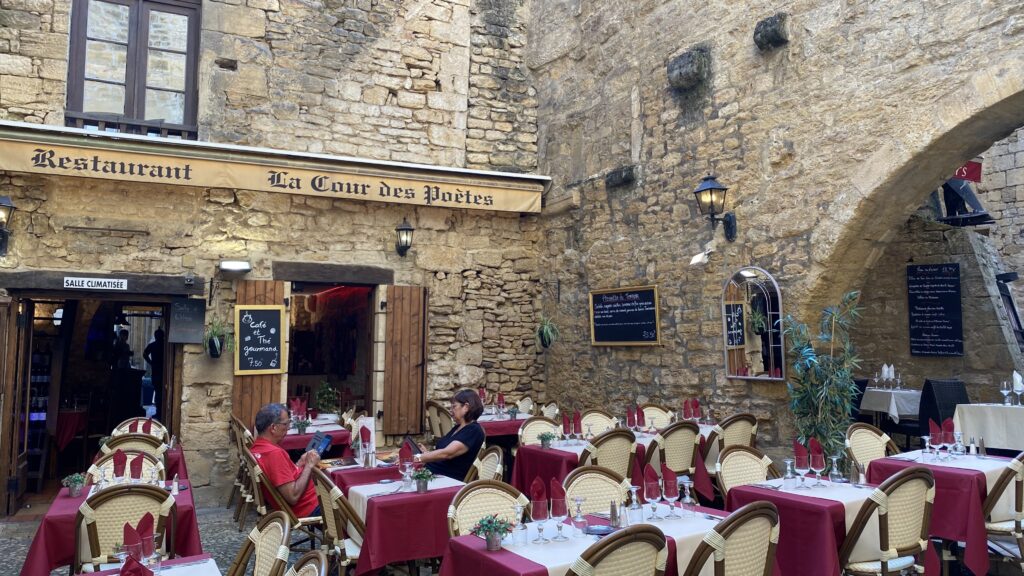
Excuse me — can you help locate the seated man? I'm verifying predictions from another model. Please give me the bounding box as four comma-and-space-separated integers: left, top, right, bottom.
250, 403, 321, 517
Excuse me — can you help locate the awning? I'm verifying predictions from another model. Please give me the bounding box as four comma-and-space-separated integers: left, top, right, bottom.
0, 120, 549, 214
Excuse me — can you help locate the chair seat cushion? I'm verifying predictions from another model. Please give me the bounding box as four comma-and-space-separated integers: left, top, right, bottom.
845, 555, 917, 574
986, 520, 1022, 534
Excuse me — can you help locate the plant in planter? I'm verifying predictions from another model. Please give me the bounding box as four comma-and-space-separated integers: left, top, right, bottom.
204, 319, 234, 359
748, 307, 768, 335
535, 315, 560, 349
783, 291, 862, 460
314, 380, 337, 419
62, 472, 86, 497
293, 417, 312, 435
411, 468, 435, 493
471, 514, 514, 551
537, 431, 557, 449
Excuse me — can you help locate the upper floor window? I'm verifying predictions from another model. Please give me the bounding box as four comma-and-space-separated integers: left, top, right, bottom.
66, 0, 199, 139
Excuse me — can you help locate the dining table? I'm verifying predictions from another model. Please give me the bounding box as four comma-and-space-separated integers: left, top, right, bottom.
89, 553, 221, 576
478, 413, 531, 438
859, 388, 921, 423
19, 480, 203, 576
953, 403, 1024, 450
280, 422, 351, 452
346, 474, 465, 576
164, 443, 189, 479
328, 463, 402, 495
867, 449, 1017, 576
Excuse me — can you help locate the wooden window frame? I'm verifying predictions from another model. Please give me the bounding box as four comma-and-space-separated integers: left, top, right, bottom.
66, 0, 201, 139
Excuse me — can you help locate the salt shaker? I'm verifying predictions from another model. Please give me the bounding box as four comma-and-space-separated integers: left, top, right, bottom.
609, 500, 620, 528
968, 436, 977, 456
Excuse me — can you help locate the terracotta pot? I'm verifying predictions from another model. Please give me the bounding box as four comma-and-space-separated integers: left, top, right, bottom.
485, 532, 503, 551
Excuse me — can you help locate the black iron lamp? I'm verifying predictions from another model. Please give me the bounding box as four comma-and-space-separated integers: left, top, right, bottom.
395, 218, 414, 256
0, 196, 16, 256
693, 174, 737, 242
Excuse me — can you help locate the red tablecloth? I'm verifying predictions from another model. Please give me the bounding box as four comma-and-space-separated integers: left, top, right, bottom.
88, 553, 213, 575
511, 444, 650, 495
329, 466, 401, 496
164, 444, 188, 480
479, 419, 525, 438
280, 428, 351, 451
353, 479, 462, 576
868, 457, 994, 576
55, 410, 88, 451
19, 481, 203, 576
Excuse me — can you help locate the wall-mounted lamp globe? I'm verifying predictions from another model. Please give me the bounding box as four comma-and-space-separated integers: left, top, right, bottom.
0, 196, 17, 256
693, 174, 737, 242
395, 218, 414, 256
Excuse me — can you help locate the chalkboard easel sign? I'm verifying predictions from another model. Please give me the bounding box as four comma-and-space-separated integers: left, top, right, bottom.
907, 263, 963, 357
167, 297, 205, 344
589, 285, 661, 346
234, 305, 287, 375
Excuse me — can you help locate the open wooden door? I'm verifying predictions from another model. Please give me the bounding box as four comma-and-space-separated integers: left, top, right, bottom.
0, 297, 32, 515
232, 281, 286, 429
382, 286, 427, 435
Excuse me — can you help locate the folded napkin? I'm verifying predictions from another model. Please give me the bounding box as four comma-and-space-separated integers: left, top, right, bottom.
113, 449, 128, 477
643, 464, 660, 502
793, 438, 808, 462
941, 418, 954, 434
692, 399, 701, 419
129, 453, 145, 479
562, 413, 571, 435
142, 419, 152, 435
626, 407, 636, 428
549, 478, 567, 517
359, 425, 371, 443
123, 521, 142, 561
693, 443, 714, 500
289, 396, 306, 416
119, 555, 153, 576
572, 410, 582, 435
128, 420, 138, 433
530, 477, 547, 519
928, 419, 941, 438
809, 437, 823, 457
636, 405, 646, 427
477, 387, 487, 403
497, 393, 505, 408
136, 512, 155, 558
682, 400, 692, 420
660, 463, 679, 499
1015, 371, 1024, 393
399, 440, 413, 464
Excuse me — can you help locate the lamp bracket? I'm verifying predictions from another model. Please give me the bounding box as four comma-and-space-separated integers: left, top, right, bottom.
708, 212, 737, 242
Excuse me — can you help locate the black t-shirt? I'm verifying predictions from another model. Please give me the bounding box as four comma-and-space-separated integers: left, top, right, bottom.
426, 421, 485, 481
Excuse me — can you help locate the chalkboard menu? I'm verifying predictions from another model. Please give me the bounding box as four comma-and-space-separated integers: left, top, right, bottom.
725, 303, 745, 347
907, 264, 963, 357
234, 305, 287, 375
167, 297, 206, 344
589, 285, 661, 346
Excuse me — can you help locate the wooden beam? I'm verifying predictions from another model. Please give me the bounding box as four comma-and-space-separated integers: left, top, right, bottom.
0, 270, 205, 296
272, 261, 394, 286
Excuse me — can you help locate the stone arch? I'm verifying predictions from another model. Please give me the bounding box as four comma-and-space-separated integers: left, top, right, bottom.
805, 59, 1024, 314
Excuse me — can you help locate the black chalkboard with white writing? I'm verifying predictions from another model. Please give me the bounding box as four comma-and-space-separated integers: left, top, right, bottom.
907, 264, 963, 357
167, 297, 205, 344
234, 305, 287, 375
589, 286, 661, 346
725, 303, 745, 347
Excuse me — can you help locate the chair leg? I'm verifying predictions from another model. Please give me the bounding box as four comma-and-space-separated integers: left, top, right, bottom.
236, 499, 249, 532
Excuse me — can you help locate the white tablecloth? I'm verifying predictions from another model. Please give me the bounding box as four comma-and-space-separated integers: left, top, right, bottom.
287, 423, 346, 435
348, 475, 465, 521
859, 389, 921, 423
479, 413, 530, 422
954, 403, 1024, 451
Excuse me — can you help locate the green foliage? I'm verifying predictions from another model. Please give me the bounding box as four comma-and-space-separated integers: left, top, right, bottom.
204, 318, 234, 354
293, 417, 311, 434
315, 380, 338, 412
62, 473, 85, 487
748, 307, 768, 335
536, 315, 560, 349
537, 431, 557, 443
411, 468, 435, 481
783, 291, 862, 459
471, 514, 514, 537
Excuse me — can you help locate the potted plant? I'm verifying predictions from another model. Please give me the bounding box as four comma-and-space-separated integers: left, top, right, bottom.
314, 380, 337, 419
294, 417, 312, 435
204, 319, 233, 359
748, 307, 768, 335
537, 431, 556, 449
62, 473, 86, 497
535, 315, 560, 349
471, 514, 514, 551
783, 291, 862, 460
411, 468, 434, 493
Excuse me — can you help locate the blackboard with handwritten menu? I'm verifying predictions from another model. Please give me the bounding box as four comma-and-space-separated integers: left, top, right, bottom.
167, 297, 205, 344
234, 305, 287, 375
907, 264, 963, 357
589, 285, 661, 346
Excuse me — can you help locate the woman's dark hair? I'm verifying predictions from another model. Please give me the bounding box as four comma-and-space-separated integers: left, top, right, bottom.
453, 389, 484, 422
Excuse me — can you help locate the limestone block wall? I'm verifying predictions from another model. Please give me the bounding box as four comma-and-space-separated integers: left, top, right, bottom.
977, 128, 1024, 299
0, 0, 69, 124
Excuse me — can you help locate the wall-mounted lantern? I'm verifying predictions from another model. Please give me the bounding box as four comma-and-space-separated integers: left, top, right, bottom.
693, 174, 737, 242
0, 196, 17, 256
395, 218, 414, 256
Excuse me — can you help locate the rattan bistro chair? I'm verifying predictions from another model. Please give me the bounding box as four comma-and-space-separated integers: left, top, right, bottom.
563, 466, 632, 515
517, 395, 536, 415
425, 400, 454, 441
227, 511, 292, 576
643, 421, 700, 475
286, 550, 328, 576
681, 501, 780, 576
982, 452, 1024, 570
238, 447, 270, 531
448, 480, 531, 536
715, 446, 780, 498
228, 415, 254, 519
838, 466, 935, 576
86, 449, 165, 484
73, 484, 176, 574
579, 428, 637, 481
518, 416, 559, 446
845, 423, 900, 472
112, 417, 171, 443
640, 404, 673, 430
581, 409, 617, 434
101, 433, 168, 463
540, 401, 560, 420
706, 413, 758, 454
310, 468, 365, 575
464, 445, 504, 483
256, 458, 323, 549
566, 524, 669, 576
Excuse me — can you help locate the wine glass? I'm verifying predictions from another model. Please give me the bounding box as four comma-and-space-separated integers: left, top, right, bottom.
929, 434, 944, 462
873, 371, 880, 388
645, 480, 662, 521
571, 496, 588, 538
585, 423, 594, 442
146, 533, 162, 574
1001, 381, 1011, 405
952, 432, 964, 458
794, 452, 811, 490
810, 453, 826, 487
112, 543, 128, 568
895, 372, 902, 390
550, 498, 568, 541
531, 499, 549, 544
627, 486, 643, 525
662, 478, 680, 519
828, 455, 844, 484
680, 478, 696, 517
920, 435, 931, 459
942, 431, 954, 460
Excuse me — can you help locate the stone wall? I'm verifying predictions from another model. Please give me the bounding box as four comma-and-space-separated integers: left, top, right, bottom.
0, 0, 68, 124
976, 128, 1024, 300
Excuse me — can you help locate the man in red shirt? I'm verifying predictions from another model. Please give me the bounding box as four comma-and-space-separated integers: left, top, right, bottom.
249, 403, 321, 517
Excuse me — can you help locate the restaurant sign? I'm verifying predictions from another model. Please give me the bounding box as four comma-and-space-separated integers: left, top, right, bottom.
63, 276, 128, 290
0, 131, 545, 213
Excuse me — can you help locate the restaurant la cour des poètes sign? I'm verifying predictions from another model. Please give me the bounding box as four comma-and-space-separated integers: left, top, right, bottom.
0, 134, 544, 213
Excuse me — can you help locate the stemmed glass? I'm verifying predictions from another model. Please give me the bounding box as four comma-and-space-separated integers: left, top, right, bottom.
645, 480, 662, 521
531, 499, 549, 544
941, 431, 954, 460
794, 452, 811, 490
828, 455, 844, 484
680, 478, 696, 518
929, 434, 944, 461
112, 543, 129, 568
810, 453, 826, 487
895, 372, 902, 390
951, 432, 964, 458
550, 498, 568, 541
873, 372, 880, 388
146, 533, 162, 574
662, 479, 680, 519
627, 486, 643, 525
585, 424, 594, 443
571, 496, 588, 538
920, 435, 931, 460
1001, 381, 1011, 405
401, 461, 414, 491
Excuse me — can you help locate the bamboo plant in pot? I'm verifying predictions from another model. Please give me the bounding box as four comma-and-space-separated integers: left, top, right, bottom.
204, 319, 233, 359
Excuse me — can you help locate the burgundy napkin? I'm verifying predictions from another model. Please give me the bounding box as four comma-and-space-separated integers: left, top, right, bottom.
530, 477, 547, 520
119, 555, 153, 576
497, 393, 505, 408
123, 522, 142, 561
626, 407, 636, 428
113, 449, 128, 477
399, 440, 413, 464
129, 453, 144, 479
682, 400, 693, 420
928, 419, 941, 438
478, 387, 487, 404
549, 478, 567, 517
694, 444, 714, 500
793, 438, 808, 461
642, 464, 660, 502
941, 418, 954, 435
136, 512, 155, 558
128, 420, 138, 433
809, 437, 823, 457
636, 405, 646, 427
572, 411, 582, 435
562, 413, 571, 435
359, 425, 371, 443
289, 396, 301, 414
142, 419, 152, 435
660, 463, 679, 499
693, 399, 702, 419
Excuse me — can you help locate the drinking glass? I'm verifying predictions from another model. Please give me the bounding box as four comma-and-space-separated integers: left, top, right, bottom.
112, 544, 128, 568
550, 498, 568, 542
828, 455, 844, 484
794, 453, 811, 490
627, 486, 643, 525
810, 453, 826, 487
401, 462, 413, 491
952, 432, 964, 458
782, 458, 797, 490
929, 434, 944, 461
571, 496, 588, 538
920, 435, 931, 459
645, 481, 662, 521
895, 373, 902, 390
146, 534, 162, 574
531, 499, 549, 544
662, 479, 680, 519
1001, 381, 1011, 405
873, 372, 880, 388
585, 424, 594, 442
680, 478, 696, 518
942, 431, 954, 460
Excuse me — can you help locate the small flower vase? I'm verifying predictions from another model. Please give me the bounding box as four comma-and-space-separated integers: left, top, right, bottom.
416, 478, 429, 493
540, 438, 551, 449
296, 424, 309, 435
485, 532, 503, 551
68, 484, 83, 498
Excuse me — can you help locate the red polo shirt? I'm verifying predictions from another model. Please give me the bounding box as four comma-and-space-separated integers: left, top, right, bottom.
250, 437, 319, 517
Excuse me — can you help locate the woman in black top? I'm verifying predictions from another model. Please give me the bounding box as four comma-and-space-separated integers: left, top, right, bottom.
415, 389, 486, 481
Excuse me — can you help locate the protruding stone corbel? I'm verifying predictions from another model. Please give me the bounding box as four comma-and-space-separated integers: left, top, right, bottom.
605, 165, 637, 190
667, 46, 711, 92
753, 13, 789, 51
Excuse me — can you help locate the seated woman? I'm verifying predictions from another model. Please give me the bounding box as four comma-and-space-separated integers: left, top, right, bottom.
414, 389, 485, 480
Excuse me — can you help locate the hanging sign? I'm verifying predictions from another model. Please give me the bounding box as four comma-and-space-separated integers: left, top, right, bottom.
62, 276, 127, 290
167, 297, 205, 344
953, 161, 982, 183
234, 305, 287, 375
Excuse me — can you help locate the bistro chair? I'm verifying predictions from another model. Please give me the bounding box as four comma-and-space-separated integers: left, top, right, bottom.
286, 550, 328, 576
73, 484, 176, 574
112, 417, 171, 443
640, 403, 673, 429
238, 447, 270, 532
310, 468, 364, 575
101, 433, 168, 463
518, 416, 559, 446
517, 395, 536, 415
540, 401, 560, 420
425, 400, 454, 440
643, 420, 700, 475
228, 415, 254, 518
681, 501, 780, 576
982, 452, 1024, 570
706, 413, 758, 455
226, 511, 292, 576
464, 445, 504, 483
580, 409, 616, 434
579, 428, 637, 481
845, 423, 900, 472
838, 466, 934, 576
715, 446, 780, 498
448, 479, 530, 536
256, 457, 323, 549
566, 524, 668, 576
563, 465, 632, 515
86, 449, 165, 484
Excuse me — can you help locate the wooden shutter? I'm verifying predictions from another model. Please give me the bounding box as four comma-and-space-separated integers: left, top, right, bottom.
232, 280, 286, 428
0, 297, 30, 515
383, 286, 427, 435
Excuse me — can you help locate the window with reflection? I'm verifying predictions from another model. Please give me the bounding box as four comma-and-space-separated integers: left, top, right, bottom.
722, 267, 785, 380
67, 0, 199, 138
